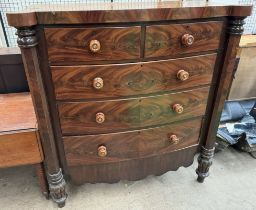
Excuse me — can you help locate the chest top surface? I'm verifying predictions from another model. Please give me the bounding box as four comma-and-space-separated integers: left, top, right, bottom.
7, 1, 252, 27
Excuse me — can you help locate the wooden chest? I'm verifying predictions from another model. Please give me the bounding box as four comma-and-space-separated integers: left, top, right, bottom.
7, 1, 252, 207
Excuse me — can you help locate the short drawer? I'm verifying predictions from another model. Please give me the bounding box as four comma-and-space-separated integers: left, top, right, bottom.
52, 54, 216, 100
58, 87, 209, 135
145, 21, 223, 58
45, 27, 141, 64
64, 117, 202, 165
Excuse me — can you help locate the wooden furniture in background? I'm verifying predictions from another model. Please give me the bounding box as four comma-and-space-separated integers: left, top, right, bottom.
7, 2, 252, 207
228, 35, 256, 100
0, 93, 49, 198
0, 48, 29, 93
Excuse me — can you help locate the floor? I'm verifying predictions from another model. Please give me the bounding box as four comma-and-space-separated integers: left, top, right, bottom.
0, 147, 255, 210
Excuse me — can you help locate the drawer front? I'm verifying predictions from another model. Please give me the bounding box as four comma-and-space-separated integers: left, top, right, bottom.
58, 87, 209, 135
0, 130, 43, 168
52, 54, 216, 100
145, 21, 223, 58
64, 118, 202, 165
45, 27, 141, 64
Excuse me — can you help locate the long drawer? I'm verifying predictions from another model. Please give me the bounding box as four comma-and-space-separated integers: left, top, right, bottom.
63, 117, 202, 166
45, 26, 141, 64
52, 54, 216, 100
58, 87, 209, 135
145, 21, 223, 58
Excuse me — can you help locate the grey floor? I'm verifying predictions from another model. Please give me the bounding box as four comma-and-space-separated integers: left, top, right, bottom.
0, 147, 255, 210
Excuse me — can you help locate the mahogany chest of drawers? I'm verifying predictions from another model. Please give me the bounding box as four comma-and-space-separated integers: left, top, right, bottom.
7, 1, 252, 207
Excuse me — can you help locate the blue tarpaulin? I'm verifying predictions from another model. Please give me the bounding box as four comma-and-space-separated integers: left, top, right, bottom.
217, 100, 256, 154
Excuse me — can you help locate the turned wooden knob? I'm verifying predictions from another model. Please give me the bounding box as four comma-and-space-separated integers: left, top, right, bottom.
181, 34, 194, 46
96, 112, 105, 124
98, 145, 107, 157
172, 104, 184, 114
89, 40, 101, 53
93, 77, 104, 89
169, 134, 180, 144
177, 70, 189, 81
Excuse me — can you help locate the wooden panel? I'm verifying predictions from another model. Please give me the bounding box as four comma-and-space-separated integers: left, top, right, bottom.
0, 48, 28, 94
0, 130, 43, 168
145, 21, 223, 58
67, 145, 198, 184
45, 27, 141, 64
228, 43, 256, 100
52, 54, 216, 100
58, 87, 209, 135
64, 117, 201, 165
6, 3, 252, 27
0, 93, 36, 132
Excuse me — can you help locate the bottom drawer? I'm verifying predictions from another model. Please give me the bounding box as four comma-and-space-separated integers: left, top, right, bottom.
64, 117, 202, 166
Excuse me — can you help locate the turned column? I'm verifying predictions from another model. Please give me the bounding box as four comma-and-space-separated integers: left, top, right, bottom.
16, 26, 67, 207
196, 17, 246, 183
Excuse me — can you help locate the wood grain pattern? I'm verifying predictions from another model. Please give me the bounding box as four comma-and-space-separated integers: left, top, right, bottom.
64, 117, 202, 165
58, 87, 209, 135
6, 3, 252, 27
6, 12, 37, 27
68, 145, 198, 184
0, 93, 36, 132
52, 54, 216, 100
36, 28, 69, 173
45, 27, 141, 64
0, 130, 43, 168
145, 21, 223, 58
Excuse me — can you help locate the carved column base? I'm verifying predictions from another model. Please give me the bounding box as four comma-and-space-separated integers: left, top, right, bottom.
48, 169, 67, 208
196, 146, 215, 183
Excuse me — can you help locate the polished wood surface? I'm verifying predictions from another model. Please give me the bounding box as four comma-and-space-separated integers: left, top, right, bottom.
64, 117, 201, 165
6, 0, 252, 197
21, 45, 60, 173
0, 93, 36, 132
45, 27, 141, 64
0, 93, 43, 168
68, 146, 198, 184
52, 54, 216, 100
58, 87, 209, 135
7, 2, 252, 27
145, 21, 223, 58
0, 130, 43, 168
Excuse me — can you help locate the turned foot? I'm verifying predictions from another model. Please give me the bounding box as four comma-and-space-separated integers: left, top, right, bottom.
48, 168, 67, 208
196, 146, 215, 183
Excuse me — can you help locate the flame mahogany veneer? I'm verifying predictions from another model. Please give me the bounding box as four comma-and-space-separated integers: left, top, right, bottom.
7, 2, 252, 207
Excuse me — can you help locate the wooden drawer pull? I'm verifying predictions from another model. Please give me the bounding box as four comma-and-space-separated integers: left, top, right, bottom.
98, 145, 107, 157
96, 112, 105, 124
172, 104, 184, 114
168, 134, 180, 144
89, 40, 101, 53
181, 34, 194, 46
93, 77, 104, 89
177, 70, 189, 81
